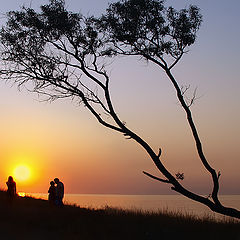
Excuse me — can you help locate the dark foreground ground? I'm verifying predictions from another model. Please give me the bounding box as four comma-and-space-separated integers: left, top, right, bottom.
0, 190, 239, 240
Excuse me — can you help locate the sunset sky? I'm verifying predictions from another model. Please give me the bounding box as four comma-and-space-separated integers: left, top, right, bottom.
0, 0, 239, 195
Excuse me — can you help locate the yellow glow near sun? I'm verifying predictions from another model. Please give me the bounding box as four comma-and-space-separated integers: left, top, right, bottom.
13, 165, 31, 182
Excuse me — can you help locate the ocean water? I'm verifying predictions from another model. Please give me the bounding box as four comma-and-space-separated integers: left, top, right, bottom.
29, 193, 240, 220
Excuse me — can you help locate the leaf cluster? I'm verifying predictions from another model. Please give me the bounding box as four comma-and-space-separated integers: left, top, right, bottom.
98, 0, 202, 65
0, 0, 104, 68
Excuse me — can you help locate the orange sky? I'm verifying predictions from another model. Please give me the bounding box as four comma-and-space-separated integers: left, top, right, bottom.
0, 0, 239, 195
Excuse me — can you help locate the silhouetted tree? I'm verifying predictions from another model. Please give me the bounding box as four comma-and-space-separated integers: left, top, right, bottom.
0, 0, 239, 219
97, 0, 240, 218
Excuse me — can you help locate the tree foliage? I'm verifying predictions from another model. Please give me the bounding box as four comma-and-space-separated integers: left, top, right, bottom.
98, 0, 202, 69
0, 0, 239, 219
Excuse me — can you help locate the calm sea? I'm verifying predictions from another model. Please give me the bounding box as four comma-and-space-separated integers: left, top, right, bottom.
29, 193, 240, 220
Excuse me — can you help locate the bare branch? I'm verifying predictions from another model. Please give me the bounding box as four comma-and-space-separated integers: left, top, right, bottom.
180, 84, 191, 96
157, 148, 162, 158
143, 171, 170, 183
187, 87, 198, 108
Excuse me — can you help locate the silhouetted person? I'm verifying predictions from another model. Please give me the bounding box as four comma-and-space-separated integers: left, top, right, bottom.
6, 176, 16, 202
48, 181, 56, 206
54, 178, 64, 206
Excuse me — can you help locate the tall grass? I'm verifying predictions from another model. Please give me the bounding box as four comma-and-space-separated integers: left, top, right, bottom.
0, 190, 239, 240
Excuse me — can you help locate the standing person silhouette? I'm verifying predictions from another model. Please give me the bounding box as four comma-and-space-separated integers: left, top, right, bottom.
48, 181, 56, 206
54, 178, 64, 206
6, 176, 16, 202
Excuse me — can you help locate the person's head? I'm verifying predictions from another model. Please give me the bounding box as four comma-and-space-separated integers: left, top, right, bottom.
8, 176, 13, 182
54, 178, 59, 184
50, 181, 55, 186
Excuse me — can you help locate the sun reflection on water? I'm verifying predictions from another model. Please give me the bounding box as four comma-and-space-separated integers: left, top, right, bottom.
18, 192, 26, 197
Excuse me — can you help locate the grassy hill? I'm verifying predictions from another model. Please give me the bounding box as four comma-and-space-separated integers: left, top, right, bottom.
0, 190, 239, 240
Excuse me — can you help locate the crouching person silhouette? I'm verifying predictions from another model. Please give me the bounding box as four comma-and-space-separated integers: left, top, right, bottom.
54, 178, 64, 207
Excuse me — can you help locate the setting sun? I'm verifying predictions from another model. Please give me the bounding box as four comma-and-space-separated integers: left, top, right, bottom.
13, 165, 31, 182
